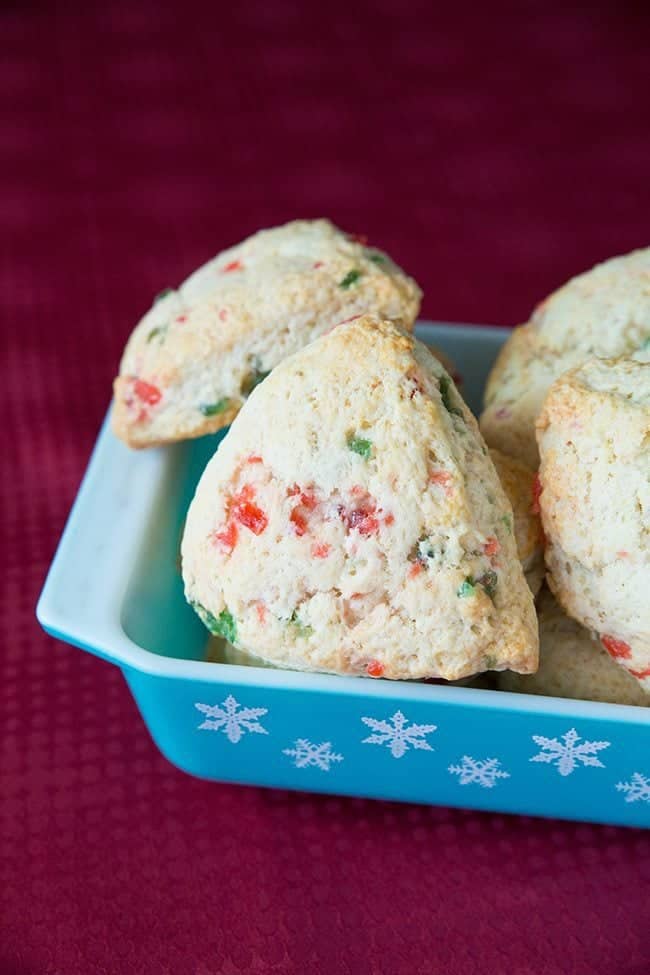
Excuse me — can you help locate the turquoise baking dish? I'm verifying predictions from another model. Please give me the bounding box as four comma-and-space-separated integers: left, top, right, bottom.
36, 323, 650, 827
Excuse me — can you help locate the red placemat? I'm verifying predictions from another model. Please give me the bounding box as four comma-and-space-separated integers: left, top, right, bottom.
2, 2, 649, 973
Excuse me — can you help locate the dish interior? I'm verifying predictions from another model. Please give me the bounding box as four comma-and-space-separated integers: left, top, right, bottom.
120, 323, 509, 665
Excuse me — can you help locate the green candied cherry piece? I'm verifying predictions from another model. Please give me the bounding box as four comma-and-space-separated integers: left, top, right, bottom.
241, 367, 270, 397
192, 602, 237, 643
457, 577, 476, 598
438, 375, 463, 417
367, 251, 387, 265
154, 287, 174, 303
500, 514, 513, 533
339, 269, 363, 289
347, 435, 372, 459
478, 570, 498, 601
289, 610, 313, 638
214, 609, 237, 644
146, 324, 168, 343
199, 398, 232, 417
641, 336, 650, 350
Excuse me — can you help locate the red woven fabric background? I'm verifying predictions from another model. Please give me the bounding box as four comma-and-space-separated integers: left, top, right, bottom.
2, 2, 649, 973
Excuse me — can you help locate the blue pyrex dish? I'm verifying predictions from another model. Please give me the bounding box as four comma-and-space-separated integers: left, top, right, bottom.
37, 323, 650, 827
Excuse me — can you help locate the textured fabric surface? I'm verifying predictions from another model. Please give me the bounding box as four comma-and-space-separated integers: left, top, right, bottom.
2, 2, 649, 973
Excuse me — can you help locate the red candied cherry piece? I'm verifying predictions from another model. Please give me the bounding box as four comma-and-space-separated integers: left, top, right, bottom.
290, 508, 308, 536
629, 666, 650, 680
234, 483, 255, 503
311, 542, 331, 559
212, 519, 239, 554
300, 491, 318, 511
247, 455, 263, 464
408, 561, 424, 579
483, 536, 500, 557
347, 232, 368, 245
601, 635, 632, 659
232, 485, 268, 535
347, 506, 379, 536
288, 485, 319, 536
366, 660, 384, 678
341, 490, 384, 536
430, 470, 452, 494
256, 603, 267, 624
234, 501, 268, 535
133, 378, 162, 406
358, 512, 380, 536
531, 472, 542, 514
223, 259, 243, 272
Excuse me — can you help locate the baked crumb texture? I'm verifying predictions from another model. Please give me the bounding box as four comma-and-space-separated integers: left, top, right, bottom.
498, 588, 649, 706
536, 355, 650, 694
480, 246, 650, 467
112, 219, 422, 448
182, 316, 538, 681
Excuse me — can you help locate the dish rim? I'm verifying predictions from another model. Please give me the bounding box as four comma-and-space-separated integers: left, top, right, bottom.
36, 320, 650, 726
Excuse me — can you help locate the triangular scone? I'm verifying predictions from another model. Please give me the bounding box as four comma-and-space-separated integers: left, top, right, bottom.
536, 354, 650, 693
480, 247, 650, 466
112, 219, 421, 448
182, 316, 538, 681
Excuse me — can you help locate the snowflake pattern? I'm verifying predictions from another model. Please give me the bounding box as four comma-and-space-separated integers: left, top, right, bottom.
448, 755, 510, 789
282, 739, 344, 771
195, 694, 268, 743
616, 772, 650, 804
530, 727, 610, 776
361, 709, 437, 759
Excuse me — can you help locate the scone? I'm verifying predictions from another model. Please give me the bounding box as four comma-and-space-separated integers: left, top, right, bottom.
480, 247, 650, 466
488, 448, 544, 597
424, 343, 457, 381
206, 635, 484, 687
481, 327, 559, 468
498, 589, 649, 706
112, 219, 421, 448
536, 355, 650, 693
182, 315, 538, 681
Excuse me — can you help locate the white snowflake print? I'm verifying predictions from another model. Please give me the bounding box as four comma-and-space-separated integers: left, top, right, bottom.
361, 709, 437, 759
195, 694, 268, 743
282, 739, 344, 771
448, 755, 510, 789
529, 727, 610, 776
616, 772, 650, 804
